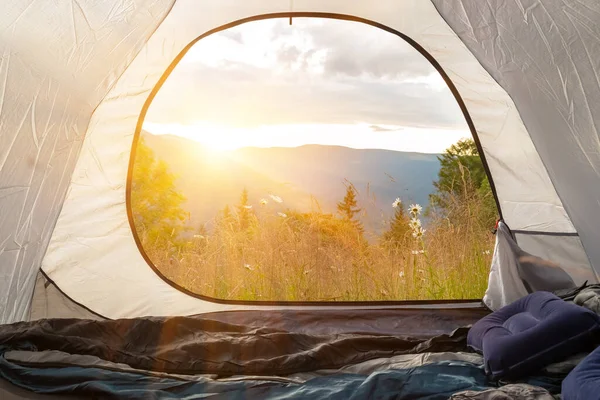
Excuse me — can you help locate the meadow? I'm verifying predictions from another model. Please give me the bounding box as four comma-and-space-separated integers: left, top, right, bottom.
133, 138, 496, 302
139, 192, 494, 301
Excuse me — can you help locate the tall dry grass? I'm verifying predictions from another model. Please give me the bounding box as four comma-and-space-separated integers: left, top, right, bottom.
142, 189, 494, 302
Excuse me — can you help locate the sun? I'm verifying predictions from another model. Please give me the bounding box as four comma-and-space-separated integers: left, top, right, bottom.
186, 123, 241, 152
143, 121, 244, 152
199, 135, 237, 152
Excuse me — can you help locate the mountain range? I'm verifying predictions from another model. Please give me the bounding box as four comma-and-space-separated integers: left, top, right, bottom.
141, 132, 442, 233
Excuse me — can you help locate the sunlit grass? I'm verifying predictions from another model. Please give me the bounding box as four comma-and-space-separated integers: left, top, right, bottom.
141, 190, 494, 302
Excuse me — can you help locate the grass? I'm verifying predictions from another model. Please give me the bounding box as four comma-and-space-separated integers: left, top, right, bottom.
140, 198, 494, 302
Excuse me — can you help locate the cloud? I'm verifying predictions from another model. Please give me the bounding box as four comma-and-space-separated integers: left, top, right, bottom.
147, 18, 468, 132
282, 19, 435, 80
150, 63, 464, 131
370, 125, 401, 132
220, 30, 244, 44
323, 49, 434, 80
276, 44, 302, 65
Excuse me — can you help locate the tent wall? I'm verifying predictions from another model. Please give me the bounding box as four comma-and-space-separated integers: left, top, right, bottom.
29, 271, 105, 321
432, 0, 600, 280
39, 0, 583, 319
484, 222, 588, 310
512, 233, 592, 284
0, 0, 175, 324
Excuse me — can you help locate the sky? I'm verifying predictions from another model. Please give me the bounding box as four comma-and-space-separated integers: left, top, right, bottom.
144, 17, 470, 153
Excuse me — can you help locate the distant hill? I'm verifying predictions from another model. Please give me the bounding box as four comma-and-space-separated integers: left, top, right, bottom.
140, 132, 442, 234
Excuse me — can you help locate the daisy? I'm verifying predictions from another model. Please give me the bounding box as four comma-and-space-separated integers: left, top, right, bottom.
243, 264, 253, 271
392, 197, 401, 208
399, 271, 405, 278
260, 198, 268, 206
243, 205, 252, 209
408, 203, 422, 216
412, 227, 426, 239
409, 218, 421, 230
278, 212, 287, 218
269, 194, 283, 203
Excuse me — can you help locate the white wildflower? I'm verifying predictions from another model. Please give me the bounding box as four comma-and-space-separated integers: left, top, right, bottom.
408, 204, 423, 217
483, 250, 491, 255
193, 234, 205, 239
243, 264, 253, 271
392, 197, 401, 208
243, 205, 252, 209
260, 198, 268, 206
278, 212, 287, 218
411, 249, 425, 255
409, 218, 421, 230
412, 227, 426, 239
269, 194, 283, 203
399, 271, 405, 278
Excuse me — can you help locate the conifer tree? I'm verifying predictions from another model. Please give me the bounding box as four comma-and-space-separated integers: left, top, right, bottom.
236, 188, 251, 230
217, 204, 235, 232
131, 137, 187, 248
383, 199, 410, 245
337, 183, 363, 232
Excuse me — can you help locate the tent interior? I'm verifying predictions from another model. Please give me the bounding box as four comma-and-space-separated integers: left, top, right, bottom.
2, 1, 600, 398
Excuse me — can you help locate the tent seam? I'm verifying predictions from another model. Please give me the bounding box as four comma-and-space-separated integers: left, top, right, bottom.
38, 270, 109, 320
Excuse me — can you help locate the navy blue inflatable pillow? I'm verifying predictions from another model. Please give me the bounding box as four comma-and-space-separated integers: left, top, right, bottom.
468, 291, 600, 379
563, 345, 600, 400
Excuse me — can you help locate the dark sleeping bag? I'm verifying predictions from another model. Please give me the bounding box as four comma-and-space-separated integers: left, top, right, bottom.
562, 345, 600, 400
467, 291, 600, 379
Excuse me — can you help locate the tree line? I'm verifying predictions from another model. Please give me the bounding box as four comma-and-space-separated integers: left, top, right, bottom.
131, 137, 497, 251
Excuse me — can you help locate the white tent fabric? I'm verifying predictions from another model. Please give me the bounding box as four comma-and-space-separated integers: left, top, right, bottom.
1, 0, 598, 323
433, 0, 600, 281
484, 223, 529, 311
0, 0, 174, 323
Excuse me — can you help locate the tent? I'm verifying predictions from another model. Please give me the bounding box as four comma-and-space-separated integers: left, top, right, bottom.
1, 0, 599, 397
